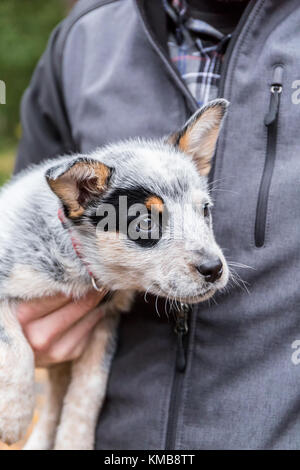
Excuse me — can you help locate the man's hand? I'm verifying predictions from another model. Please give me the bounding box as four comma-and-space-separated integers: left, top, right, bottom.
17, 290, 106, 367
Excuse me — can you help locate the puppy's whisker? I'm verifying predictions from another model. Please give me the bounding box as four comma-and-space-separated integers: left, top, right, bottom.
211, 188, 239, 195
229, 267, 250, 286
207, 176, 233, 190
229, 268, 250, 295
164, 297, 170, 319
154, 294, 160, 317
143, 286, 151, 303
227, 261, 255, 270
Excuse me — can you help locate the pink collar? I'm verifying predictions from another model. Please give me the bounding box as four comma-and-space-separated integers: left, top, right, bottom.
58, 208, 103, 292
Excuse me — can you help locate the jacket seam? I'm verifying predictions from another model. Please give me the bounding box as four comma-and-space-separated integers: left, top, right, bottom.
53, 0, 122, 150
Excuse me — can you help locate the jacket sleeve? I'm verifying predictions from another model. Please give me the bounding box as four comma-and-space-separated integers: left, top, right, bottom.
14, 24, 76, 174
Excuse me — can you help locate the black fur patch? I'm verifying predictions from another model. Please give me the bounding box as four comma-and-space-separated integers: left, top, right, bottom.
89, 187, 165, 248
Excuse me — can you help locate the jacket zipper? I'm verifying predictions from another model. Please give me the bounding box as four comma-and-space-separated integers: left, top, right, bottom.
165, 303, 190, 450
254, 65, 283, 247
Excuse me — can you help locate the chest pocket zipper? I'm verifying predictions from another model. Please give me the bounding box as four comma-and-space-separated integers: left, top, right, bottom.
254, 65, 284, 248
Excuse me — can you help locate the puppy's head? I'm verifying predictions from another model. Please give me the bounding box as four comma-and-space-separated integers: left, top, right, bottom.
46, 99, 229, 303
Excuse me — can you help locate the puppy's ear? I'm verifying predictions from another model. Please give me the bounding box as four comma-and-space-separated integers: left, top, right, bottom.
46, 157, 112, 219
169, 99, 229, 176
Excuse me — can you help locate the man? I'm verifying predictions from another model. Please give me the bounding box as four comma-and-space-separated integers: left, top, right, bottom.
15, 0, 300, 449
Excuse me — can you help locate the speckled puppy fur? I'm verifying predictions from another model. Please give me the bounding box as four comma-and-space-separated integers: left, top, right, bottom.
0, 100, 229, 450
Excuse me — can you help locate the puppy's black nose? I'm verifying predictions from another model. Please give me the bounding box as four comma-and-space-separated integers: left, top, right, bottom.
197, 258, 223, 283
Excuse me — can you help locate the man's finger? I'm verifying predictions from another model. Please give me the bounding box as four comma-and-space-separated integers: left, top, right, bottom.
36, 306, 104, 365
17, 292, 72, 324
23, 290, 106, 352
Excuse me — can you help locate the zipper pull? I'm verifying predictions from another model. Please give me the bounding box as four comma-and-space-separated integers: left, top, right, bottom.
264, 85, 282, 126
174, 303, 190, 372
264, 65, 283, 126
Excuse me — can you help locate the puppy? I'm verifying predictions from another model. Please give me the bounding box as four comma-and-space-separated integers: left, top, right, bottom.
0, 99, 229, 450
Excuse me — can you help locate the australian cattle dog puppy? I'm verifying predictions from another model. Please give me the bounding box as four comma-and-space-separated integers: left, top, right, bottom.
0, 99, 229, 450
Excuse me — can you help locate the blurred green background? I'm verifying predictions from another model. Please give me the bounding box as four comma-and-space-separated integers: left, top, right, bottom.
0, 0, 75, 185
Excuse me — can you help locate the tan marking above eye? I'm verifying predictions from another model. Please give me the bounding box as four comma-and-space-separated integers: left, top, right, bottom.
145, 196, 164, 212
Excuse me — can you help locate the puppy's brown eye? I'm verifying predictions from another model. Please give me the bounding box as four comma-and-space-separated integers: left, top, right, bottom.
203, 203, 210, 218
136, 216, 156, 233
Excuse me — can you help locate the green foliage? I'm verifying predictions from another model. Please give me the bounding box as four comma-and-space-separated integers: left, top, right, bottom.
0, 148, 15, 186
0, 0, 66, 146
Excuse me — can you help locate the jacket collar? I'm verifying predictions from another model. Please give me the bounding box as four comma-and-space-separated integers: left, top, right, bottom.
136, 0, 169, 53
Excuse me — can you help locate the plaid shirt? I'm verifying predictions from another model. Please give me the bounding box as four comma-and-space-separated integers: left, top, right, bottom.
164, 0, 230, 107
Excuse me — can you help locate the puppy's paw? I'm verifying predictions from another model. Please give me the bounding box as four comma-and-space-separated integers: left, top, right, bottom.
55, 422, 94, 450
0, 344, 35, 445
23, 433, 53, 451
0, 382, 35, 445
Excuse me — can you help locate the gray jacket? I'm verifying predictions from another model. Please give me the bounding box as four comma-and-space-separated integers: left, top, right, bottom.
15, 0, 300, 450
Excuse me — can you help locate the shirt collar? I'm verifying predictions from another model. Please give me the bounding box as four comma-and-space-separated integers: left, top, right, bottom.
163, 0, 227, 47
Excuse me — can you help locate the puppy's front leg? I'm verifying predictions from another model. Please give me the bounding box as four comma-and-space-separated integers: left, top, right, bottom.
0, 300, 35, 445
23, 363, 71, 450
54, 313, 119, 450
